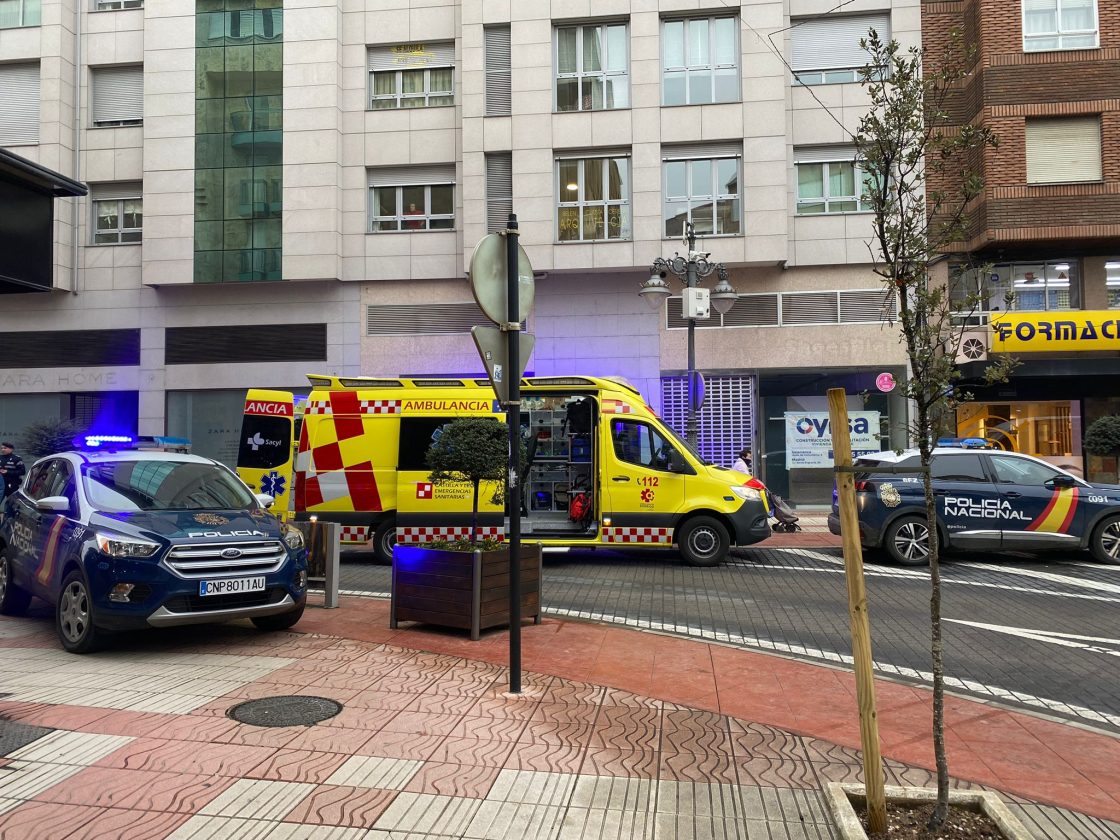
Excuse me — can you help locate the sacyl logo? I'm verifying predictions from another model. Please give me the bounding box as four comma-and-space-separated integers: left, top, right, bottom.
246, 432, 281, 451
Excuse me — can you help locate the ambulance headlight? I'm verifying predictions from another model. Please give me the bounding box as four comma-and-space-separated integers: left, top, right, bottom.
282, 524, 305, 550
730, 485, 763, 502
96, 533, 161, 558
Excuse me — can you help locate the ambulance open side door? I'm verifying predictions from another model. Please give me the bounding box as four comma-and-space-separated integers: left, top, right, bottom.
237, 389, 297, 519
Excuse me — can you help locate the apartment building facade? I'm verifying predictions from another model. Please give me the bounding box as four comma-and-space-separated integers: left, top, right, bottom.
924, 0, 1120, 480
0, 0, 917, 504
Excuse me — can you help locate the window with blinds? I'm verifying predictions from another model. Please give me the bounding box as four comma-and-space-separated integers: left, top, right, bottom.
368, 165, 456, 232
484, 25, 511, 116
91, 66, 144, 126
1025, 117, 1101, 184
0, 0, 40, 28
486, 153, 513, 233
790, 13, 889, 85
367, 302, 489, 335
666, 289, 895, 328
0, 63, 40, 144
660, 374, 755, 467
368, 42, 454, 110
91, 182, 142, 244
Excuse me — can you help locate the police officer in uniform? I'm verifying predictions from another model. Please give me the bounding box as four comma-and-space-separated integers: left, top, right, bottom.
0, 442, 25, 499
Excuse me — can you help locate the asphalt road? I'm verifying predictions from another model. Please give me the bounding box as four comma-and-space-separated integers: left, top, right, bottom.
338, 545, 1120, 734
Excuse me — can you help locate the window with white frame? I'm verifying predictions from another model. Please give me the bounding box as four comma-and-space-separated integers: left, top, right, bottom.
662, 145, 741, 237
662, 16, 739, 106
0, 0, 40, 28
791, 13, 889, 85
94, 0, 142, 10
90, 66, 144, 126
1025, 117, 1101, 184
368, 43, 454, 110
555, 22, 629, 112
795, 149, 873, 214
1106, 260, 1120, 309
1023, 0, 1098, 51
368, 166, 455, 232
556, 155, 630, 241
91, 185, 142, 244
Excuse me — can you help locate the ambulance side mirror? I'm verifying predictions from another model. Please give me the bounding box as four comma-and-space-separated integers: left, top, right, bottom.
667, 450, 694, 475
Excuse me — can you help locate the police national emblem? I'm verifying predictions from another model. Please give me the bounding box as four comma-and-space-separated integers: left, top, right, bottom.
194, 513, 230, 525
879, 483, 902, 509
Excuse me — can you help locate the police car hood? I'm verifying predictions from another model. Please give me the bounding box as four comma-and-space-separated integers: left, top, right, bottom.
1085, 480, 1120, 494
89, 509, 281, 543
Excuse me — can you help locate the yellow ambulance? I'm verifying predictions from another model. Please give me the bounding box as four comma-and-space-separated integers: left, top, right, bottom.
237, 375, 771, 566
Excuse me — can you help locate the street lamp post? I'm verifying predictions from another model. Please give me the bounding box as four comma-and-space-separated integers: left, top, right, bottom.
640, 221, 738, 449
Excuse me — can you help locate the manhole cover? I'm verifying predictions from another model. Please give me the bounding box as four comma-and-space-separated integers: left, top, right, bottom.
227, 695, 342, 727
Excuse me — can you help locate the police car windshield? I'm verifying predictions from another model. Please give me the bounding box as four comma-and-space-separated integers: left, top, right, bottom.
83, 460, 255, 512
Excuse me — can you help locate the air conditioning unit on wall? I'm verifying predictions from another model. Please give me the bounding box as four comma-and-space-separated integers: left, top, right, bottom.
955, 327, 989, 364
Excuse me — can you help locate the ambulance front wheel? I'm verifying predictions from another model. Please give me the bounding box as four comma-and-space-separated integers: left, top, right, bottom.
1089, 514, 1120, 565
678, 516, 729, 567
374, 519, 397, 565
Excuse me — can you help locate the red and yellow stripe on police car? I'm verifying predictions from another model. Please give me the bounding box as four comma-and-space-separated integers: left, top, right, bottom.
1026, 486, 1079, 533
36, 517, 68, 587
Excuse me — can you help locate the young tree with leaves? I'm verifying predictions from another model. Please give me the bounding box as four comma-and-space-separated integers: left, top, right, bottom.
856, 30, 1012, 830
426, 417, 521, 546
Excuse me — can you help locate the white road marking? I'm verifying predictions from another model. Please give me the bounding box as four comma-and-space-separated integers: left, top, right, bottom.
954, 561, 1120, 596
945, 619, 1120, 658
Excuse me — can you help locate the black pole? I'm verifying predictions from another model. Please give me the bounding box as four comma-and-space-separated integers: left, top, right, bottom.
505, 212, 522, 694
684, 223, 698, 449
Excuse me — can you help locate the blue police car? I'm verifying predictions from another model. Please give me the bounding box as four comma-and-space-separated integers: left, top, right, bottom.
827, 446, 1120, 565
0, 441, 308, 653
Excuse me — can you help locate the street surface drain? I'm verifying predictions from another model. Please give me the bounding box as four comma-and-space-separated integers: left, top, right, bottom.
227, 695, 342, 727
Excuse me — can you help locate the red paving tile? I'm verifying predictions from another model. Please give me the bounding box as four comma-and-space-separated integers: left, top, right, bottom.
68, 808, 191, 840
95, 737, 277, 777
34, 765, 234, 813
0, 801, 102, 840
403, 761, 502, 797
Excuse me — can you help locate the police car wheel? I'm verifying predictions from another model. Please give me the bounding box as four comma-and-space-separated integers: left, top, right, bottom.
884, 516, 930, 566
0, 552, 31, 616
678, 516, 729, 567
1089, 515, 1120, 565
251, 604, 305, 631
374, 520, 397, 565
56, 570, 102, 654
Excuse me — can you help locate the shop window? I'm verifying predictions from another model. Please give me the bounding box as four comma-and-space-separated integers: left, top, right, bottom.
1106, 260, 1120, 308
956, 401, 1075, 461
955, 260, 1081, 313
556, 155, 631, 241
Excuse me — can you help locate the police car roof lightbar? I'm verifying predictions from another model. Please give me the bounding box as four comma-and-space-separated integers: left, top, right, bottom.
936, 437, 993, 449
76, 434, 192, 453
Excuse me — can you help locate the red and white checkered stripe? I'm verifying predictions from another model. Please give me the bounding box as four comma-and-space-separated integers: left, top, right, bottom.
304, 403, 332, 415
339, 526, 369, 544
359, 400, 401, 414
603, 400, 634, 414
396, 526, 505, 544
602, 526, 672, 544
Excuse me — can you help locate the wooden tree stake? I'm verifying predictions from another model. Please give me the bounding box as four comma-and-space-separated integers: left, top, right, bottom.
828, 387, 887, 834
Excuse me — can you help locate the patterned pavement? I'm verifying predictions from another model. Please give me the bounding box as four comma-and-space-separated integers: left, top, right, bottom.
1, 596, 1119, 839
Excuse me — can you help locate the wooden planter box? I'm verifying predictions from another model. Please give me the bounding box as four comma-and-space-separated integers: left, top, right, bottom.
389, 543, 542, 640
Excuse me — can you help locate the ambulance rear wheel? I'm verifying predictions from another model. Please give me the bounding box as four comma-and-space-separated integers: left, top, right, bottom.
374, 519, 397, 565
884, 516, 930, 566
678, 517, 729, 567
1089, 514, 1120, 565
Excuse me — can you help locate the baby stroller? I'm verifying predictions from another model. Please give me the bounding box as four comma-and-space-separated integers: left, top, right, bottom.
768, 492, 801, 532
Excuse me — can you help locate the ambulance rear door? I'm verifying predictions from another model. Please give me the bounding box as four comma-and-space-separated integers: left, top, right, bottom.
237, 389, 296, 517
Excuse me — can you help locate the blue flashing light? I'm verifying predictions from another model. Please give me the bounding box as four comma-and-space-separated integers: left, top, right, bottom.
81, 434, 134, 448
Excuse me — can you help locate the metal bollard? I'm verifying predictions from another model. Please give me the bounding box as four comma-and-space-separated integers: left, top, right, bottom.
293, 519, 340, 609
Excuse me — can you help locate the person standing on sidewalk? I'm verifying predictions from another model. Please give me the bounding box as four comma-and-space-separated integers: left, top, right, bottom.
0, 442, 25, 499
731, 447, 753, 475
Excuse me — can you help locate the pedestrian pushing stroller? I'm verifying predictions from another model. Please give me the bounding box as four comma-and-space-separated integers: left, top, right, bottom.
768, 493, 801, 532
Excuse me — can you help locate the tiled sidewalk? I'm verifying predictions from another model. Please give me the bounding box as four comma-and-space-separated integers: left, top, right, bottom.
1, 599, 1118, 840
